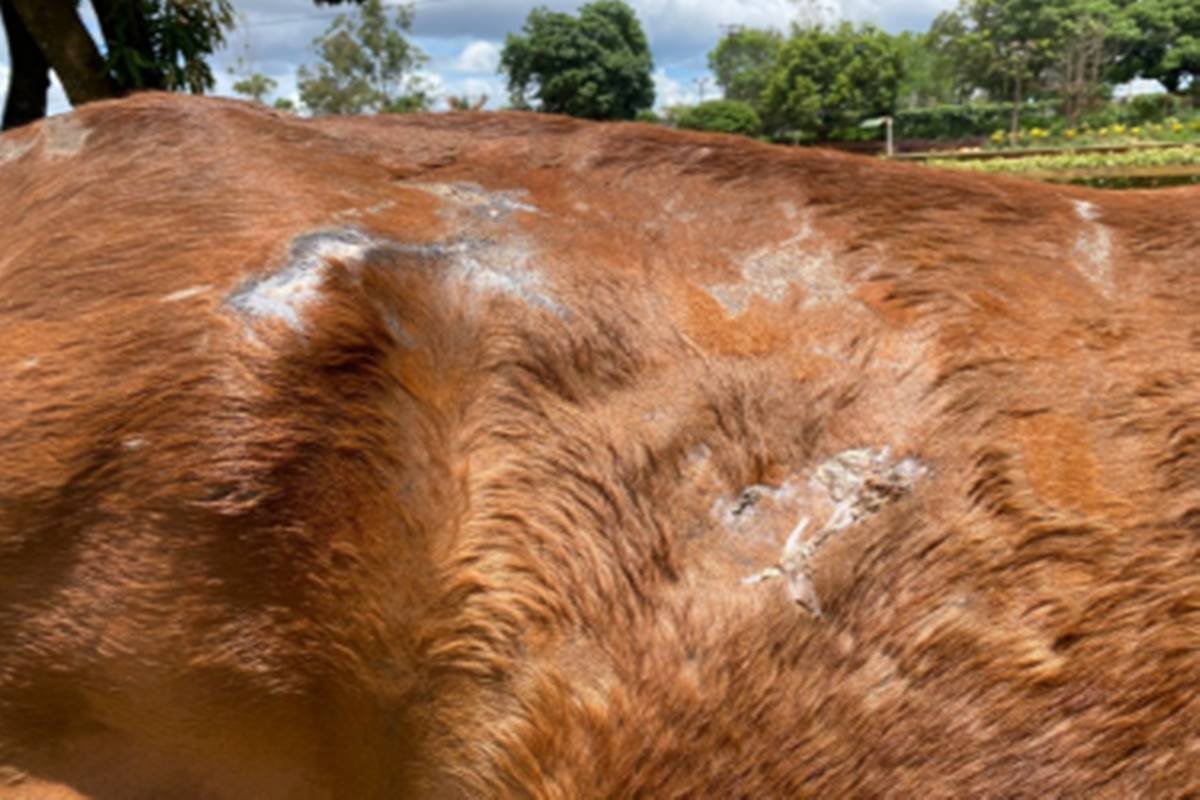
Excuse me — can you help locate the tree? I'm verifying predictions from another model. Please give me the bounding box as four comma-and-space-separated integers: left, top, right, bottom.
1111, 0, 1200, 99
298, 0, 429, 115
499, 0, 655, 120
894, 29, 964, 108
446, 94, 489, 111
233, 73, 278, 105
761, 22, 903, 141
707, 27, 782, 115
1, 0, 365, 131
931, 0, 1056, 133
676, 99, 762, 136
1048, 1, 1131, 125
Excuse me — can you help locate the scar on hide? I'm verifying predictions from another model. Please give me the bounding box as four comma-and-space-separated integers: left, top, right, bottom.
742, 447, 926, 618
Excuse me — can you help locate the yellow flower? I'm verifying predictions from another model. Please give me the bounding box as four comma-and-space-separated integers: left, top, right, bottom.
1097, 127, 1108, 137
1064, 128, 1077, 139
1171, 122, 1184, 133
990, 130, 1006, 144
1131, 126, 1142, 136
1111, 123, 1126, 134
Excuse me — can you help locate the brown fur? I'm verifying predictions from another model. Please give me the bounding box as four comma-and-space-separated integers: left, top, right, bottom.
3, 93, 1200, 798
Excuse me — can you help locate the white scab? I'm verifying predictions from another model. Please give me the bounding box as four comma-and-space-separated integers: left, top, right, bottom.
713, 481, 801, 531
410, 181, 538, 219
400, 182, 563, 317
0, 136, 35, 164
42, 115, 90, 159
162, 285, 212, 303
332, 200, 396, 222
449, 244, 565, 317
707, 214, 845, 315
20, 356, 39, 370
122, 437, 146, 451
227, 229, 376, 332
1071, 200, 1113, 294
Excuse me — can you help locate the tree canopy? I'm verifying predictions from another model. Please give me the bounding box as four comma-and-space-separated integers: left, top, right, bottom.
298, 0, 429, 115
707, 28, 782, 115
499, 0, 655, 120
1112, 0, 1200, 97
761, 22, 903, 140
0, 0, 367, 130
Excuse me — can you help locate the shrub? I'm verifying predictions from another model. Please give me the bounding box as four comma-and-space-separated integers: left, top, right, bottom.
676, 99, 762, 136
895, 101, 1059, 139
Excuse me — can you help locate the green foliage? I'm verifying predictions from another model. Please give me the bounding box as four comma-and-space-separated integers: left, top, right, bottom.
100, 0, 235, 93
894, 29, 963, 108
676, 99, 762, 136
936, 0, 1061, 103
761, 22, 903, 140
499, 0, 655, 120
707, 28, 782, 114
1111, 0, 1200, 96
298, 0, 429, 116
895, 101, 1060, 138
634, 108, 663, 124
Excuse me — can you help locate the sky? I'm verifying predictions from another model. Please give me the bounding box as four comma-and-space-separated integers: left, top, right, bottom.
0, 0, 961, 116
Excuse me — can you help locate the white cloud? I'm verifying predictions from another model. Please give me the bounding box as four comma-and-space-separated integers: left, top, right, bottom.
653, 67, 691, 110
416, 70, 447, 101
456, 40, 500, 74
0, 64, 8, 114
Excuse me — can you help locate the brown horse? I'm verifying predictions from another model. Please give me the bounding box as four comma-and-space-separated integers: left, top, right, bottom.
2, 93, 1199, 798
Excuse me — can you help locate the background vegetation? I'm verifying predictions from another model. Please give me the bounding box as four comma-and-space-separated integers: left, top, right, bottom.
2, 0, 1198, 186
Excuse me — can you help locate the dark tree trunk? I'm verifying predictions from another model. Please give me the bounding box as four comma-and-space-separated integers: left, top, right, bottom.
91, 0, 166, 90
1, 0, 50, 130
8, 0, 117, 107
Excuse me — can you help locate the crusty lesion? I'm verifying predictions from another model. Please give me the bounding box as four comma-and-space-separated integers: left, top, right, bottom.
742, 446, 927, 617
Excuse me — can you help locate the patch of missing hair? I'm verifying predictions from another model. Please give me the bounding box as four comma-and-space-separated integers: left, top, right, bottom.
227, 228, 376, 332
742, 447, 926, 617
1071, 200, 1112, 295
707, 214, 844, 315
42, 115, 90, 158
410, 181, 538, 222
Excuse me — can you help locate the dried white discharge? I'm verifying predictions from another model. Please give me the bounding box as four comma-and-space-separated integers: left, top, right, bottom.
227, 229, 375, 332
707, 213, 845, 315
742, 446, 927, 617
1072, 200, 1113, 295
